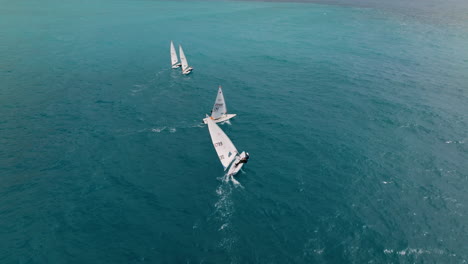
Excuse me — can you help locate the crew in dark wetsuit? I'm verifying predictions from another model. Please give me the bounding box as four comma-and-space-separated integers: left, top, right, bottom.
238, 153, 249, 164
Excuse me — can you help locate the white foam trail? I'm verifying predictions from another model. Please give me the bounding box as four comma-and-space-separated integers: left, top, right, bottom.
222, 174, 230, 183
149, 121, 204, 135
219, 223, 229, 231
445, 140, 465, 144
192, 122, 205, 128
229, 175, 244, 189
214, 179, 233, 222
149, 68, 169, 81
384, 248, 447, 256
130, 84, 147, 94
151, 127, 166, 133
156, 68, 168, 75
212, 172, 246, 252
314, 249, 324, 254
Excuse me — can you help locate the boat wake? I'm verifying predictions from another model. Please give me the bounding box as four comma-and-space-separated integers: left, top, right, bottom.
151, 127, 166, 133
150, 126, 177, 133
131, 68, 169, 95
191, 122, 205, 128
148, 120, 205, 134
211, 173, 245, 252
214, 177, 235, 250
221, 120, 232, 126
383, 247, 454, 257
130, 84, 147, 95
150, 68, 169, 82
445, 139, 465, 144
227, 174, 243, 188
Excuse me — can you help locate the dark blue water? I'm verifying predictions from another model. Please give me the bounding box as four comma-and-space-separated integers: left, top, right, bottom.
1, 0, 467, 263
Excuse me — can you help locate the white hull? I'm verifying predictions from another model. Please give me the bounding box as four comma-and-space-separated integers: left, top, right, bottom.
172, 63, 181, 69
203, 114, 236, 124
227, 161, 244, 177
226, 151, 248, 177
182, 67, 193, 75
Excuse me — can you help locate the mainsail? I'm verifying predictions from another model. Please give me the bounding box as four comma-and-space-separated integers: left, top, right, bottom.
179, 45, 189, 72
206, 117, 238, 170
170, 41, 178, 65
211, 86, 227, 120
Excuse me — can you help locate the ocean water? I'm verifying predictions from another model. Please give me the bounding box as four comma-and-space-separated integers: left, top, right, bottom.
1, 0, 468, 263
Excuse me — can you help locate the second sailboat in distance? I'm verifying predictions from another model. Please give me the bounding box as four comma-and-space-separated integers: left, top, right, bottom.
203, 86, 237, 124
179, 45, 193, 75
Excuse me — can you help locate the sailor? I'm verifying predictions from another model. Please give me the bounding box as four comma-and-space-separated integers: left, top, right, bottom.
238, 152, 249, 164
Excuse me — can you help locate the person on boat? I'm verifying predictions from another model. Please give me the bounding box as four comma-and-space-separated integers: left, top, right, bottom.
237, 152, 249, 164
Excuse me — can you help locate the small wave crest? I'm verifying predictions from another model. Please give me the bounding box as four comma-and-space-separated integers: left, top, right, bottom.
383, 248, 454, 257
151, 127, 166, 133
130, 84, 147, 94
150, 127, 177, 133
150, 120, 205, 134
445, 140, 465, 144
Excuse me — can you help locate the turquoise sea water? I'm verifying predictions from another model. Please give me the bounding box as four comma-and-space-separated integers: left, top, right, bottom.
1, 0, 468, 263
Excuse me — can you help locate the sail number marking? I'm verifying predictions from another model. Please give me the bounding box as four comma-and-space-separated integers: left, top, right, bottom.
213, 103, 223, 111
214, 141, 223, 147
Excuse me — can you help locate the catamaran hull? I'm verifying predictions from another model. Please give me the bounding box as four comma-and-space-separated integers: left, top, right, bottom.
203, 114, 237, 124
172, 63, 181, 69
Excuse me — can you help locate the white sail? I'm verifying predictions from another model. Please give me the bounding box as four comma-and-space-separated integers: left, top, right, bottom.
206, 117, 238, 170
211, 86, 228, 120
170, 41, 178, 66
179, 45, 189, 71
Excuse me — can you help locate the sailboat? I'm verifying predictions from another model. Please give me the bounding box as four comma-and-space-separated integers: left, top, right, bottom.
206, 116, 249, 177
170, 41, 181, 69
203, 86, 237, 124
179, 45, 193, 75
